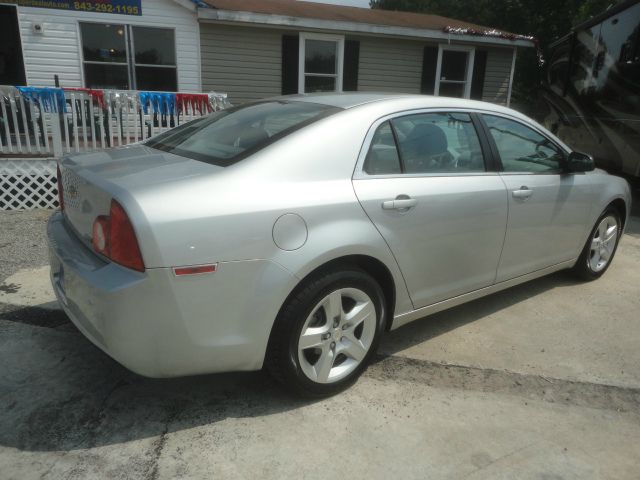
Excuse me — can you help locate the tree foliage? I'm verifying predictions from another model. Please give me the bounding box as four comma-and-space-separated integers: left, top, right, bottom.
369, 0, 622, 103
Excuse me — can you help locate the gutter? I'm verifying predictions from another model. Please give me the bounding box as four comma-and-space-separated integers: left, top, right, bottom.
197, 8, 535, 48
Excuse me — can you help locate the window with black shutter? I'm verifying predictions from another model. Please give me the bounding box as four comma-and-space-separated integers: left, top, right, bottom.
281, 34, 299, 95
421, 46, 438, 94
343, 40, 360, 91
471, 50, 488, 100
281, 33, 360, 94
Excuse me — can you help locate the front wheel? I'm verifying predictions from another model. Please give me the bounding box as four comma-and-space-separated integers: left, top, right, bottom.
573, 207, 622, 280
266, 268, 386, 397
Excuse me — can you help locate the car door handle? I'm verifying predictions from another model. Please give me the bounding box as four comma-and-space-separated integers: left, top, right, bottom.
512, 187, 533, 200
382, 197, 417, 210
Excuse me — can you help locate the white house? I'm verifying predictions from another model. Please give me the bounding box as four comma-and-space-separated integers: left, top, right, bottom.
1, 0, 202, 92
1, 0, 535, 105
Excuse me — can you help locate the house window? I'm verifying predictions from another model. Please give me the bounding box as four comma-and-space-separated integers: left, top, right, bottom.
298, 33, 344, 93
80, 22, 177, 91
435, 45, 475, 98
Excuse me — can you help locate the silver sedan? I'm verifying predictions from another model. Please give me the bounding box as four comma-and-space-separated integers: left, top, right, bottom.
48, 93, 631, 396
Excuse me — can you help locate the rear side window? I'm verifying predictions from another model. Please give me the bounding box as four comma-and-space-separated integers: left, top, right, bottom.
363, 121, 401, 175
363, 112, 486, 175
146, 101, 341, 167
392, 113, 485, 174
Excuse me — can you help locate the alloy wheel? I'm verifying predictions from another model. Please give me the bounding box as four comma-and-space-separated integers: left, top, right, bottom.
588, 215, 618, 272
297, 288, 377, 384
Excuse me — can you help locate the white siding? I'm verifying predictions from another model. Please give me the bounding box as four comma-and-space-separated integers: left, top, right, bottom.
200, 24, 282, 104
357, 37, 424, 93
17, 0, 201, 91
482, 47, 513, 106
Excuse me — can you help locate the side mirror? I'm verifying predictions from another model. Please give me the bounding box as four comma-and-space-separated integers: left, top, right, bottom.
566, 151, 595, 173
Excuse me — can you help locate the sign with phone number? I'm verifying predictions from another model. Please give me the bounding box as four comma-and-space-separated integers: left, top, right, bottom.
15, 0, 142, 16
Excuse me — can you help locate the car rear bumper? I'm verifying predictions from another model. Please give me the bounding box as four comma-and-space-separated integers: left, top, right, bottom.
47, 212, 296, 378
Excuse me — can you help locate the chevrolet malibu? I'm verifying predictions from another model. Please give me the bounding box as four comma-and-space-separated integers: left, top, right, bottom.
49, 93, 631, 396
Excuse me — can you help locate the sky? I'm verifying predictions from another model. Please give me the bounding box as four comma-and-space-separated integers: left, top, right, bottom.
300, 0, 371, 8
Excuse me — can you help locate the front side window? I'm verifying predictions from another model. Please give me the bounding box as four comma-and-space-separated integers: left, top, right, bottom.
80, 23, 177, 91
146, 101, 340, 167
483, 115, 565, 172
299, 33, 344, 93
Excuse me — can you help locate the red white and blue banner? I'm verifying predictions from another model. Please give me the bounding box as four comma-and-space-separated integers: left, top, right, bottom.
13, 0, 142, 16
12, 86, 227, 114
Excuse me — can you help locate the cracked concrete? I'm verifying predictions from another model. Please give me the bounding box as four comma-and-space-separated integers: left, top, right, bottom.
0, 209, 639, 479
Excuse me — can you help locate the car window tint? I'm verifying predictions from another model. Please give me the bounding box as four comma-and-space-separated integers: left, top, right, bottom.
483, 115, 565, 173
363, 121, 401, 175
145, 101, 341, 167
391, 112, 485, 174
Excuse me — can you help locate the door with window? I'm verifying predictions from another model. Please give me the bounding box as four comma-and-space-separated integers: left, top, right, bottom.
435, 46, 475, 98
481, 115, 593, 281
80, 23, 177, 91
353, 112, 508, 309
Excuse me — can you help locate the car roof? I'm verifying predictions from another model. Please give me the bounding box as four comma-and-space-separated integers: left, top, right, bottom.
271, 92, 572, 153
276, 92, 414, 108
276, 92, 517, 116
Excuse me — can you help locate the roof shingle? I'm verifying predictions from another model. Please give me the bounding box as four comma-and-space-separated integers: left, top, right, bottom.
201, 0, 509, 35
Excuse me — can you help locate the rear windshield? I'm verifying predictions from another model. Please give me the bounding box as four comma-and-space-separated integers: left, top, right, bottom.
146, 101, 341, 167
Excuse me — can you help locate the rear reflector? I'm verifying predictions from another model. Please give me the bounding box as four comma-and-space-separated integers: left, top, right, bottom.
173, 264, 217, 276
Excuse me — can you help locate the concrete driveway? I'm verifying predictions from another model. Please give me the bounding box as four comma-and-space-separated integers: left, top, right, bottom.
1, 210, 639, 480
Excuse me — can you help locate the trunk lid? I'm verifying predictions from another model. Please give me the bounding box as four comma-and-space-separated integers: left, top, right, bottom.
59, 144, 221, 246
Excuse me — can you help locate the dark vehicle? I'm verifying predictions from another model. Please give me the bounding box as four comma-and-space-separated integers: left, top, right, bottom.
535, 0, 640, 180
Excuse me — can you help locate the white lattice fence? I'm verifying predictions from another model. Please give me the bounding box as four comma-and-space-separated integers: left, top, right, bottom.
0, 159, 58, 210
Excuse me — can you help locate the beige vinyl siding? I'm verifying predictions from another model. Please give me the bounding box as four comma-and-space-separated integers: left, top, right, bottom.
482, 47, 514, 105
17, 0, 201, 91
357, 37, 424, 93
197, 23, 517, 105
200, 24, 282, 104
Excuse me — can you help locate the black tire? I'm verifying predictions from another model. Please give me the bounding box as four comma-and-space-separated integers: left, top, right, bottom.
266, 267, 386, 397
572, 206, 622, 281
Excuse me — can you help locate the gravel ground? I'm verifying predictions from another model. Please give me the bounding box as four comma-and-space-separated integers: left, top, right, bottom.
0, 209, 51, 283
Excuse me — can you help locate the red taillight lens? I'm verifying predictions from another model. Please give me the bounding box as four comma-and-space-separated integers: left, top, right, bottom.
109, 200, 145, 272
91, 200, 145, 272
56, 164, 64, 211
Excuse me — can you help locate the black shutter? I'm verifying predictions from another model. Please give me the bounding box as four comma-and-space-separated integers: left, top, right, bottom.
421, 46, 438, 94
343, 40, 360, 91
471, 50, 488, 100
282, 34, 299, 95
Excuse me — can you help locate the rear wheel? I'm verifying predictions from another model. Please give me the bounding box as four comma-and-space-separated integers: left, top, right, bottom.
266, 268, 385, 397
573, 207, 622, 280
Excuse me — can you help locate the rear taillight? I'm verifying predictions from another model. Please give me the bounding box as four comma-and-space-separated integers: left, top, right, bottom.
56, 164, 64, 211
109, 201, 145, 272
91, 200, 145, 272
